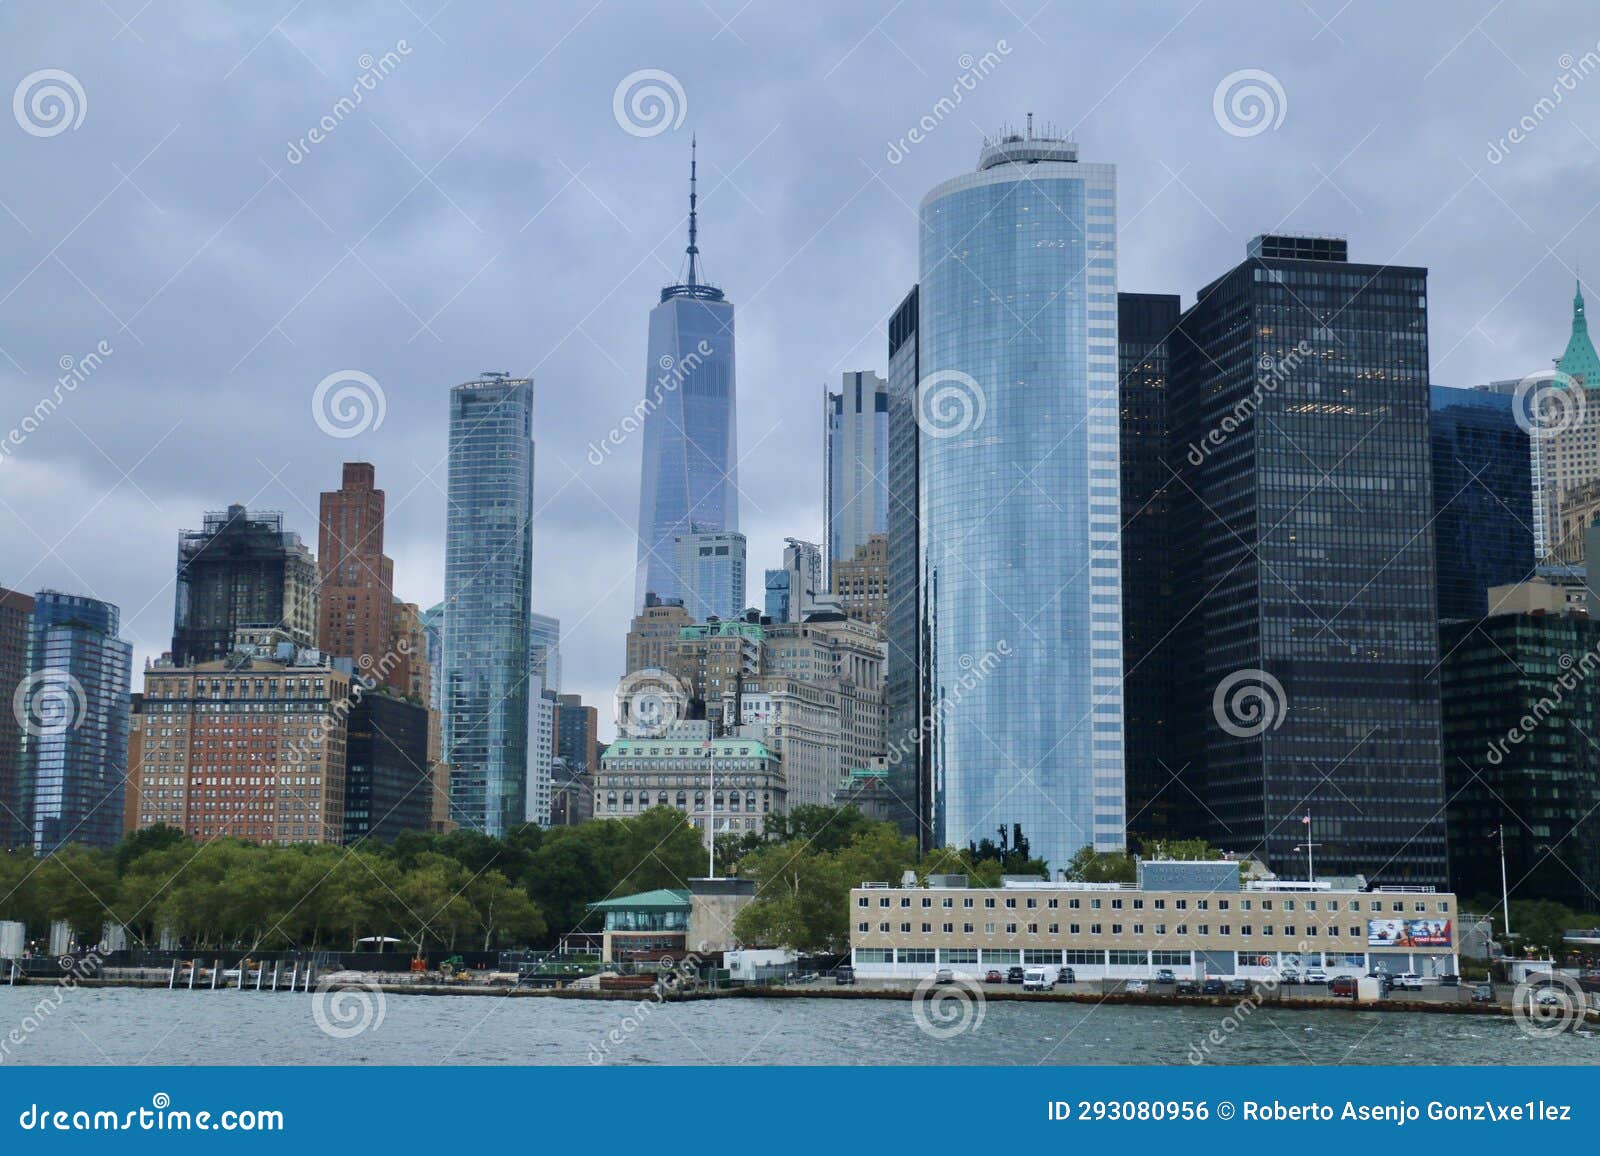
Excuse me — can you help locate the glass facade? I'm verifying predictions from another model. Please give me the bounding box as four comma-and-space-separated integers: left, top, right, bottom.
442, 376, 534, 836
917, 137, 1124, 870
1168, 236, 1447, 882
633, 291, 739, 610
25, 591, 132, 853
1428, 386, 1534, 619
825, 370, 888, 581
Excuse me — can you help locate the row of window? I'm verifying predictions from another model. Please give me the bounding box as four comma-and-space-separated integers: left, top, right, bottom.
862, 920, 1404, 940
861, 894, 1450, 915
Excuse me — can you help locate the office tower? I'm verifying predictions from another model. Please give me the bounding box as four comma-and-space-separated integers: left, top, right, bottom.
24, 591, 132, 853
135, 650, 351, 844
1118, 292, 1182, 843
549, 757, 593, 826
1533, 281, 1600, 561
672, 529, 746, 621
1429, 386, 1534, 618
624, 595, 693, 675
884, 286, 926, 844
0, 587, 34, 850
825, 370, 889, 583
316, 462, 396, 683
527, 685, 556, 826
555, 693, 599, 774
343, 691, 433, 844
421, 602, 445, 713
634, 140, 739, 610
443, 373, 535, 837
529, 612, 561, 695
763, 537, 821, 624
171, 505, 320, 664
1168, 233, 1446, 882
1440, 596, 1600, 912
122, 691, 145, 835
832, 533, 889, 630
915, 128, 1124, 871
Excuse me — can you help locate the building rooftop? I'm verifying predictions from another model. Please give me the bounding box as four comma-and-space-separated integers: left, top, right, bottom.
586, 889, 692, 912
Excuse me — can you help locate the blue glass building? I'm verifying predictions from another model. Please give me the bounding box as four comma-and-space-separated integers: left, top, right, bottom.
443, 374, 534, 836
825, 371, 888, 581
1429, 386, 1534, 619
917, 132, 1125, 870
634, 142, 739, 610
24, 590, 132, 854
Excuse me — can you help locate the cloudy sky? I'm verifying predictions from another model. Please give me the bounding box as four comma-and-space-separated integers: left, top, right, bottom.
0, 0, 1594, 737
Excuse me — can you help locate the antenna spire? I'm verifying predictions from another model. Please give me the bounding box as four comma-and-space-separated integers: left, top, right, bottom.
687, 135, 699, 288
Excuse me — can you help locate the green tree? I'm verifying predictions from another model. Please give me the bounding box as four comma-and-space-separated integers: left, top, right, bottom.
113, 824, 187, 874
1062, 844, 1136, 884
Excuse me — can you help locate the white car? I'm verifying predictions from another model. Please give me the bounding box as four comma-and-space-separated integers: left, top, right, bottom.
1125, 979, 1149, 994
1303, 969, 1329, 984
934, 968, 955, 985
1393, 973, 1424, 991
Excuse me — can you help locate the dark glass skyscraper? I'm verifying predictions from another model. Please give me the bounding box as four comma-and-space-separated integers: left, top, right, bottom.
1118, 292, 1182, 842
1429, 386, 1534, 619
634, 142, 739, 610
916, 132, 1124, 870
171, 505, 319, 664
0, 587, 33, 851
1168, 234, 1447, 883
443, 374, 534, 836
885, 285, 926, 844
23, 591, 132, 854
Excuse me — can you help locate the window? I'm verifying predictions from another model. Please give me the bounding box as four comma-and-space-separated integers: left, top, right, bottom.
1151, 950, 1190, 966
921, 923, 932, 934
1048, 923, 1059, 934
856, 948, 892, 963
1024, 949, 1060, 964
963, 923, 974, 934
941, 949, 978, 964
1090, 923, 1102, 935
858, 897, 869, 908
942, 923, 954, 934
1005, 898, 1017, 909
984, 923, 996, 935
1064, 950, 1102, 966
898, 948, 934, 964
900, 922, 911, 933
980, 949, 1021, 964
985, 898, 996, 909
1005, 923, 1018, 935
1069, 924, 1080, 935
857, 922, 868, 932
1109, 950, 1145, 966
921, 897, 932, 908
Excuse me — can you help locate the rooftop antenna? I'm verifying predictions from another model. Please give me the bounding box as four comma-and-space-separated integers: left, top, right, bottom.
1027, 111, 1033, 139
686, 135, 699, 289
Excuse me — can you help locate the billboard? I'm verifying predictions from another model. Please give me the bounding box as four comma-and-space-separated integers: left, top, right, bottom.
1367, 918, 1451, 948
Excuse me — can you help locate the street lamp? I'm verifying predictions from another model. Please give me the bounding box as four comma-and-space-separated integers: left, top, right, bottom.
1491, 825, 1511, 938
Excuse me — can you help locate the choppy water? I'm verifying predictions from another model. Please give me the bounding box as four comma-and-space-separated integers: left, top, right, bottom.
1, 987, 1596, 1065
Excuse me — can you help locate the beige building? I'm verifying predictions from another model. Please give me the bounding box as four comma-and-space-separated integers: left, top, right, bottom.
850, 867, 1460, 980
726, 676, 842, 807
597, 720, 784, 845
831, 533, 889, 630
624, 598, 695, 676
1487, 575, 1587, 617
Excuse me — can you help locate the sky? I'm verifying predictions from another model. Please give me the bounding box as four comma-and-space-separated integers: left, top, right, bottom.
1, 0, 1596, 740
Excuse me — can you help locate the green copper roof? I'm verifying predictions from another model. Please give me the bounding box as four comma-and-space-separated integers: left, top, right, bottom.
586, 888, 692, 912
1558, 279, 1600, 388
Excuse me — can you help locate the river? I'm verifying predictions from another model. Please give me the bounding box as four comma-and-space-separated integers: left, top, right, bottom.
1, 987, 1595, 1065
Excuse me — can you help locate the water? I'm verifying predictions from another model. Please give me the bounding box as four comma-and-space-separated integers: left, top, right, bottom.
1, 987, 1596, 1065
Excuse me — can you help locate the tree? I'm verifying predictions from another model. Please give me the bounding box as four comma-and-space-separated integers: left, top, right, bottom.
113, 824, 186, 874
1062, 844, 1136, 884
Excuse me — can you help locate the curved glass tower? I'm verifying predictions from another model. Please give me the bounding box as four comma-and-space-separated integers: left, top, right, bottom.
918, 131, 1124, 869
634, 140, 739, 610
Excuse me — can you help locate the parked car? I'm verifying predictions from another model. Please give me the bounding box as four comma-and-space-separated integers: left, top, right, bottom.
934, 968, 955, 985
1201, 978, 1226, 995
984, 969, 1004, 983
1471, 982, 1496, 1003
1227, 978, 1251, 996
1154, 968, 1176, 984
1057, 966, 1076, 984
1329, 976, 1358, 998
1437, 973, 1460, 987
1303, 969, 1329, 984
1124, 979, 1149, 994
1279, 968, 1300, 984
834, 965, 856, 986
1393, 973, 1424, 991
1534, 987, 1566, 1007
1022, 966, 1054, 992
1006, 966, 1025, 984
1175, 979, 1200, 995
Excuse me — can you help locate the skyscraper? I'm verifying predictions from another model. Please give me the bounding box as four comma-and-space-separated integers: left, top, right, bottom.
763, 537, 821, 623
916, 128, 1124, 870
317, 462, 395, 682
443, 373, 535, 836
24, 591, 132, 853
1117, 292, 1182, 843
171, 505, 319, 664
1429, 386, 1534, 619
825, 370, 888, 584
0, 587, 35, 850
1168, 234, 1447, 883
1532, 281, 1600, 560
672, 529, 746, 621
634, 140, 739, 610
884, 286, 926, 845
528, 611, 561, 697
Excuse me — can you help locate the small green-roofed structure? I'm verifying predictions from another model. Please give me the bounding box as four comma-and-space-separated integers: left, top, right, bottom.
587, 889, 692, 961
